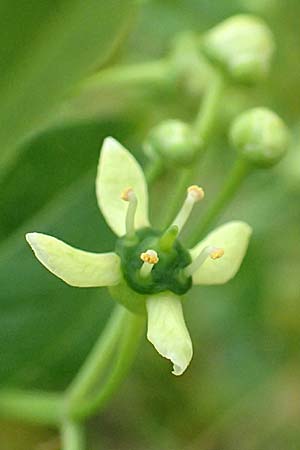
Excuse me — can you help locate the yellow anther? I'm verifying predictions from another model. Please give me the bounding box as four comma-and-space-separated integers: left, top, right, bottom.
140, 250, 159, 265
171, 185, 205, 234
187, 185, 205, 202
210, 248, 224, 260
121, 187, 135, 201
184, 245, 224, 277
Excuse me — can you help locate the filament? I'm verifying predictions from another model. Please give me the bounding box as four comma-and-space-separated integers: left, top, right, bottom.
140, 249, 159, 278
184, 246, 224, 277
121, 187, 137, 238
171, 185, 205, 233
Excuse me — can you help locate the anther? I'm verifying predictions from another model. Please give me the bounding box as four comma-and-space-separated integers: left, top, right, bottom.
140, 249, 159, 278
210, 248, 224, 260
121, 187, 137, 238
171, 185, 205, 233
184, 245, 224, 277
187, 185, 205, 201
121, 187, 134, 201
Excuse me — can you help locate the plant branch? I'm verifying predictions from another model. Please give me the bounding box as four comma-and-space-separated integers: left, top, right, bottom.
76, 59, 171, 94
0, 389, 63, 426
61, 420, 86, 450
189, 158, 251, 245
66, 305, 128, 407
193, 71, 225, 145
68, 310, 145, 421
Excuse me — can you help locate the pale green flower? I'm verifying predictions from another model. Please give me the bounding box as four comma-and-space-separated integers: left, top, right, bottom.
26, 137, 252, 376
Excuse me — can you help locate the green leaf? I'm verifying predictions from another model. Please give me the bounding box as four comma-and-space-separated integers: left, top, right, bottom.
0, 120, 137, 243
0, 119, 137, 389
0, 175, 114, 389
0, 0, 135, 179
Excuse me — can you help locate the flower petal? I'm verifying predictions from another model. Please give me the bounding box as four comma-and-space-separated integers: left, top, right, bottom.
96, 137, 149, 236
26, 232, 121, 287
146, 293, 193, 376
190, 221, 252, 285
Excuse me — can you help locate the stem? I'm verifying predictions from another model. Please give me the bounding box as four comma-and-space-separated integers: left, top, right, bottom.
61, 420, 86, 450
0, 390, 63, 426
77, 59, 171, 93
163, 169, 192, 227
67, 305, 128, 406
160, 72, 225, 230
145, 158, 164, 184
69, 311, 145, 421
193, 71, 225, 145
190, 158, 251, 246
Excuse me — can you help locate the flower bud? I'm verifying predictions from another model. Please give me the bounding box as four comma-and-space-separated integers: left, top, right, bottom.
229, 107, 290, 167
201, 15, 275, 84
144, 120, 200, 167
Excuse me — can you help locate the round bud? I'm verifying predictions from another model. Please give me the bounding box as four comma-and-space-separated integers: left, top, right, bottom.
229, 107, 290, 167
144, 120, 200, 166
201, 15, 275, 84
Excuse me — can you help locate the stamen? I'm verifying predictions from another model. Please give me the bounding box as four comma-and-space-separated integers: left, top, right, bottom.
159, 225, 178, 252
184, 245, 224, 277
140, 249, 159, 278
210, 248, 224, 259
121, 187, 137, 238
171, 185, 205, 233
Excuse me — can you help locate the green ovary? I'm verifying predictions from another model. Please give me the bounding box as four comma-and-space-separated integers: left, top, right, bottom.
115, 228, 192, 296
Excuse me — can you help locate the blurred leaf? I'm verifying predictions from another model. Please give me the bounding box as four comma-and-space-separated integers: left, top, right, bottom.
0, 116, 141, 388
0, 0, 135, 178
0, 121, 114, 242
0, 172, 114, 389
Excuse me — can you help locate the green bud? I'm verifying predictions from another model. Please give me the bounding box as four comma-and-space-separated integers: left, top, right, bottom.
202, 15, 275, 84
230, 107, 290, 167
144, 119, 200, 167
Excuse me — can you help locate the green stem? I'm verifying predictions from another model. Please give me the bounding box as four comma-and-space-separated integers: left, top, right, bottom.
163, 169, 192, 227
68, 311, 145, 421
66, 305, 128, 406
159, 72, 225, 230
193, 71, 225, 145
0, 389, 63, 426
77, 59, 171, 93
190, 158, 251, 246
145, 158, 164, 184
61, 420, 86, 450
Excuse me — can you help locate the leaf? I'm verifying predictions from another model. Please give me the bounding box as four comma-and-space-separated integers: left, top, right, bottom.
0, 0, 135, 179
0, 119, 137, 243
0, 174, 115, 389
0, 118, 139, 389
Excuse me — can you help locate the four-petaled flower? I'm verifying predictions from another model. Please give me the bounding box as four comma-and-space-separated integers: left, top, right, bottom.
26, 137, 252, 375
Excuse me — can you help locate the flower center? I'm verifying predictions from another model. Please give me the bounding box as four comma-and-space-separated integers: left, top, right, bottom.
116, 185, 224, 297
115, 227, 192, 295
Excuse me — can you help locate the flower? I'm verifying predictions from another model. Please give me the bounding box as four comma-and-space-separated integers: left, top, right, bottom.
26, 137, 252, 376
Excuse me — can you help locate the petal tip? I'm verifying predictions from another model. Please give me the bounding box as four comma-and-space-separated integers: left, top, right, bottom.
25, 232, 38, 246
102, 136, 121, 152
146, 294, 193, 376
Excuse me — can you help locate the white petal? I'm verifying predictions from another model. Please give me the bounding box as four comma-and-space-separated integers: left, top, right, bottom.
190, 221, 252, 285
96, 137, 149, 236
26, 233, 121, 287
146, 293, 193, 376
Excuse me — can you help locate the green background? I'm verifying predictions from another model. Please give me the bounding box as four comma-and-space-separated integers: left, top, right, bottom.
1, 0, 300, 448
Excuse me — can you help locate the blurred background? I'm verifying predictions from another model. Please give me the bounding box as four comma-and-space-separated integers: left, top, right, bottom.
0, 0, 300, 448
